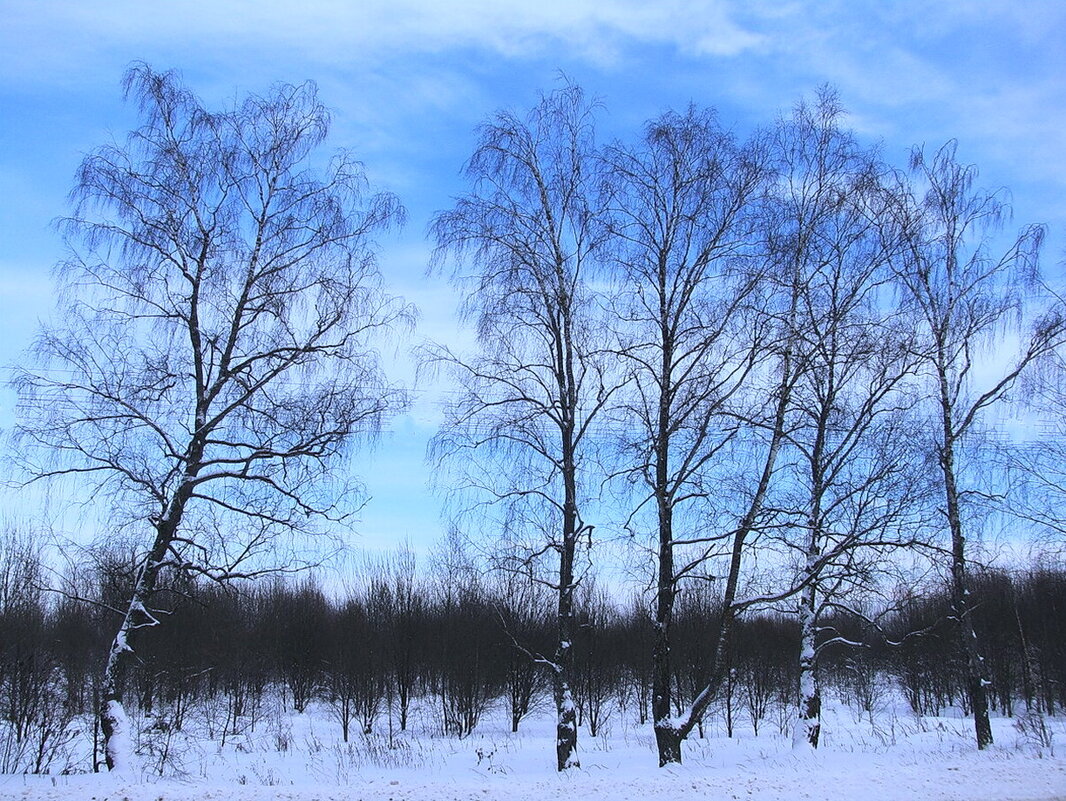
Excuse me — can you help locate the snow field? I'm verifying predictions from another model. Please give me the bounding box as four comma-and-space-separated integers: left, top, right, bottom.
3, 693, 1065, 801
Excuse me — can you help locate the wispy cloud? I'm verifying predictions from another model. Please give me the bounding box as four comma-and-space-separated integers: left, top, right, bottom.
3, 0, 762, 83
6, 1, 1064, 253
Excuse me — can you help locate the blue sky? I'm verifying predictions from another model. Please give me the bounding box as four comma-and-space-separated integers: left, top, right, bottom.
2, 0, 1065, 556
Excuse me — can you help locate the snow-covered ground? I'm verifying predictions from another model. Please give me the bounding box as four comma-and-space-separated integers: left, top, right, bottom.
3, 697, 1065, 801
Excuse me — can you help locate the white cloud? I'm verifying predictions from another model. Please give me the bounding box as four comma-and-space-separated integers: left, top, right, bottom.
2, 0, 763, 83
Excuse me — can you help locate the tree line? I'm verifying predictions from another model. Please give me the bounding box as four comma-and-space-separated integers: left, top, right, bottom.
426, 83, 1063, 766
8, 64, 1066, 773
2, 534, 1064, 774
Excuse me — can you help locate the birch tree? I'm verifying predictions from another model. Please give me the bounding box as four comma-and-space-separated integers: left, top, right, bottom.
429, 83, 615, 771
888, 140, 1064, 749
632, 89, 917, 764
604, 106, 768, 765
620, 95, 822, 765
13, 65, 408, 771
769, 93, 925, 749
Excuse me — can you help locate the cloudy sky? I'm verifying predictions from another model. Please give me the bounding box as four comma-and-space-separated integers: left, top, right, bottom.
1, 0, 1064, 554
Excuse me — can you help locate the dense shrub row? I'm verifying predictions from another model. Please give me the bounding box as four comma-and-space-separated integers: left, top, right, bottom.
2, 540, 1062, 773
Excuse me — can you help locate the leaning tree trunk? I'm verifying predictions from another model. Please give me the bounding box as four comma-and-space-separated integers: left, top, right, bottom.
653, 341, 795, 766
100, 529, 168, 773
100, 477, 196, 771
100, 612, 140, 773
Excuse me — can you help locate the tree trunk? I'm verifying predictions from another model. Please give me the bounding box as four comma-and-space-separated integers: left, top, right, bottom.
100, 559, 164, 773
554, 538, 579, 770
655, 352, 794, 763
100, 562, 162, 773
654, 726, 683, 766
794, 582, 820, 750
652, 470, 678, 765
939, 402, 993, 749
100, 477, 197, 771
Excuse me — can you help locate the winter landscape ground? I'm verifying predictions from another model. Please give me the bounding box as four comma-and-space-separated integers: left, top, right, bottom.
3, 698, 1064, 801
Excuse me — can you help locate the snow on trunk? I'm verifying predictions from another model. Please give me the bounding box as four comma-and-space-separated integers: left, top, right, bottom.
793, 584, 820, 750
103, 699, 137, 775
99, 537, 167, 772
557, 687, 580, 770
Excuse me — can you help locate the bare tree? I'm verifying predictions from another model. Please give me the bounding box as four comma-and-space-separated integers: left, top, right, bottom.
492, 567, 553, 733
887, 139, 1065, 749
603, 106, 768, 765
426, 538, 500, 740
571, 579, 622, 737
625, 89, 920, 764
0, 525, 77, 775
636, 90, 875, 766
429, 82, 616, 770
375, 546, 427, 733
328, 595, 386, 741
766, 93, 926, 749
12, 65, 408, 771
